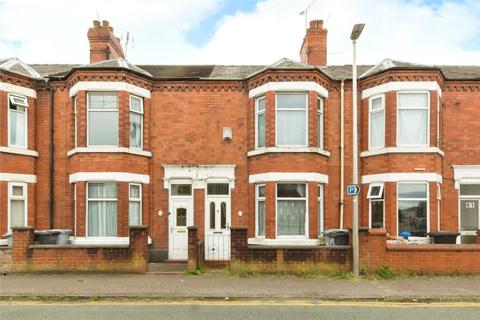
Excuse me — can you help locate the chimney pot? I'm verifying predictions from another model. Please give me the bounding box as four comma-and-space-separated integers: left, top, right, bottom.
300, 19, 328, 66
310, 20, 324, 30
93, 20, 100, 27
102, 20, 110, 28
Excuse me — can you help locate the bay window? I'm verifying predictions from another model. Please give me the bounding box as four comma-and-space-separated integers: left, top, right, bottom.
318, 184, 324, 235
256, 184, 265, 237
255, 96, 266, 148
318, 97, 324, 149
88, 92, 118, 146
73, 96, 78, 147
8, 182, 27, 230
276, 92, 307, 146
87, 182, 117, 237
130, 95, 143, 149
369, 94, 385, 149
129, 184, 142, 226
368, 183, 384, 228
397, 182, 428, 237
276, 183, 307, 237
8, 94, 28, 148
397, 92, 429, 146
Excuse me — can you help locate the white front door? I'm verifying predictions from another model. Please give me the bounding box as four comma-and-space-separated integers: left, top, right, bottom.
168, 185, 193, 260
460, 199, 479, 244
205, 183, 231, 261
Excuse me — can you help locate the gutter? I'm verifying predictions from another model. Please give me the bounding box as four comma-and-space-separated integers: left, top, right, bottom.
47, 81, 54, 229
339, 80, 345, 229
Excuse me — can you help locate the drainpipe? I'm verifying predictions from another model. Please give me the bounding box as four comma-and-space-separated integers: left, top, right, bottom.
47, 81, 54, 229
339, 80, 345, 229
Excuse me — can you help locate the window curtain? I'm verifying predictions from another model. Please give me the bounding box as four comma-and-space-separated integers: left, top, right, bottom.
129, 202, 141, 226
257, 113, 265, 147
398, 109, 427, 145
370, 111, 384, 148
10, 200, 25, 227
130, 113, 142, 148
277, 110, 306, 145
9, 109, 26, 147
88, 183, 117, 237
257, 200, 265, 236
277, 200, 306, 236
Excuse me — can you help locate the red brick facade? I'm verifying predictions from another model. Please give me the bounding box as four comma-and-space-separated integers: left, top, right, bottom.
1, 20, 479, 272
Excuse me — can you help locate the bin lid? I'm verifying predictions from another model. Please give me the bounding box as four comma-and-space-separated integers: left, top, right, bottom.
427, 231, 460, 237
324, 229, 349, 236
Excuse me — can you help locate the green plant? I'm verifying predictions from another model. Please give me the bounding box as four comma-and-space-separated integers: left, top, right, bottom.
184, 267, 205, 276
374, 266, 402, 279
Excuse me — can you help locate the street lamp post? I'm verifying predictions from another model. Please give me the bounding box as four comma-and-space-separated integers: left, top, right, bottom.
350, 23, 365, 277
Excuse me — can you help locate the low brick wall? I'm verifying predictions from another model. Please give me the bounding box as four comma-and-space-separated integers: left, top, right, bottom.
0, 247, 12, 274
230, 227, 352, 272
360, 229, 480, 274
11, 226, 148, 273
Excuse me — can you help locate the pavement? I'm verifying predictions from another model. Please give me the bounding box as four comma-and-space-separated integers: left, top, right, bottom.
1, 273, 480, 301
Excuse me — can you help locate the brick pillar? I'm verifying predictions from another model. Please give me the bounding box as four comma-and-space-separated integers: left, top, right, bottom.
230, 226, 248, 261
129, 225, 148, 273
11, 226, 34, 272
363, 229, 388, 272
188, 226, 199, 270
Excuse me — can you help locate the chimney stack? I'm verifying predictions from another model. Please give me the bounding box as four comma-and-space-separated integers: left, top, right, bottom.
87, 20, 125, 63
300, 20, 328, 66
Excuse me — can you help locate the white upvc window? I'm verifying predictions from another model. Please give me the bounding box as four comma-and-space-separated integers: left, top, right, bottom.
437, 182, 441, 230
369, 94, 385, 149
255, 96, 266, 148
87, 92, 118, 146
8, 94, 28, 148
8, 182, 27, 231
73, 96, 78, 147
276, 183, 308, 237
368, 183, 384, 229
318, 184, 324, 235
130, 95, 143, 149
129, 183, 142, 226
317, 97, 324, 149
436, 96, 440, 147
87, 182, 117, 237
276, 92, 308, 146
397, 182, 429, 237
255, 184, 266, 237
397, 92, 429, 146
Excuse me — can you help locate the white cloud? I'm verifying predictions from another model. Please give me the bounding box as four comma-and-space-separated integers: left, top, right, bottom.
0, 0, 479, 66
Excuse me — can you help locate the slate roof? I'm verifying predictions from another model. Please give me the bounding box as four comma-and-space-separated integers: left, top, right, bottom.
2, 56, 478, 81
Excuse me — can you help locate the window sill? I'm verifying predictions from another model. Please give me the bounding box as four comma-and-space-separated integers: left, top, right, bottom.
247, 237, 321, 247
0, 146, 38, 157
360, 147, 444, 158
247, 147, 330, 157
67, 147, 152, 158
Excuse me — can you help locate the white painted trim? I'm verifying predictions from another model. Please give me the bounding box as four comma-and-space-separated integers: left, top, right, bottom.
255, 184, 266, 237
7, 93, 28, 149
453, 165, 480, 189
0, 146, 38, 157
247, 147, 330, 157
361, 81, 442, 99
69, 81, 151, 98
254, 96, 266, 149
249, 81, 328, 98
129, 183, 143, 226
163, 165, 236, 189
67, 147, 151, 157
7, 182, 28, 232
0, 81, 37, 98
70, 237, 129, 245
0, 173, 36, 183
360, 147, 444, 157
368, 94, 385, 150
69, 172, 150, 184
361, 172, 442, 184
249, 172, 329, 184
247, 238, 321, 246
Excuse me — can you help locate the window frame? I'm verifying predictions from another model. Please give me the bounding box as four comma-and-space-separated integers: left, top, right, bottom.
368, 184, 385, 229
255, 95, 266, 149
86, 181, 118, 238
367, 182, 384, 199
275, 182, 309, 239
255, 184, 266, 238
317, 96, 324, 149
396, 91, 430, 147
73, 96, 78, 148
7, 182, 28, 231
128, 183, 142, 226
275, 91, 308, 147
368, 93, 385, 150
458, 184, 480, 238
129, 95, 144, 149
318, 184, 324, 235
396, 181, 429, 237
8, 93, 28, 149
86, 92, 119, 147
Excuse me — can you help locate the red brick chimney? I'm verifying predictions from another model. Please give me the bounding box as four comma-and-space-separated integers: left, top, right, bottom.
87, 20, 125, 63
300, 20, 328, 66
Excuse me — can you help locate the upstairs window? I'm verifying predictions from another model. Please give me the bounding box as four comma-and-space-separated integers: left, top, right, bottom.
73, 96, 78, 147
369, 95, 385, 149
397, 92, 429, 146
130, 95, 143, 149
255, 96, 266, 148
88, 92, 118, 146
8, 94, 28, 148
318, 97, 324, 149
276, 92, 307, 146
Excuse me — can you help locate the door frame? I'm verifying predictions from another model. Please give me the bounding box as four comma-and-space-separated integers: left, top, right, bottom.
168, 180, 194, 260
458, 196, 480, 244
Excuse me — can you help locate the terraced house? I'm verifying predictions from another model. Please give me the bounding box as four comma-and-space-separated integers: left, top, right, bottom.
1, 20, 479, 273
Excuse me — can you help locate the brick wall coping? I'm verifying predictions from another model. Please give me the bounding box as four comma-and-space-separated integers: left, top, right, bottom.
230, 226, 248, 230
187, 226, 198, 230
248, 244, 351, 250
128, 225, 148, 230
0, 247, 12, 251
387, 244, 480, 251
29, 244, 129, 249
11, 226, 34, 231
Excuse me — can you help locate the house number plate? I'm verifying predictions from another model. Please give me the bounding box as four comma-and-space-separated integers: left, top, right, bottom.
465, 202, 476, 209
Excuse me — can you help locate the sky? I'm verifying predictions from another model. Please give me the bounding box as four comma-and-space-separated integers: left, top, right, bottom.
0, 0, 479, 66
